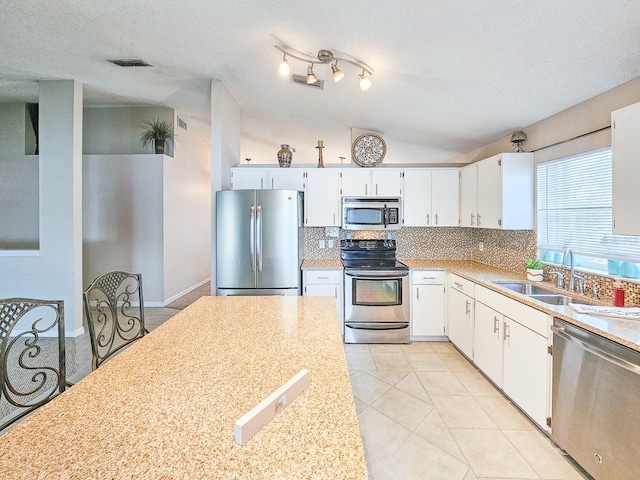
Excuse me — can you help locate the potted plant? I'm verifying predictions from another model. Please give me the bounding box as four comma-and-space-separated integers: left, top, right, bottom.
139, 117, 175, 154
525, 258, 544, 282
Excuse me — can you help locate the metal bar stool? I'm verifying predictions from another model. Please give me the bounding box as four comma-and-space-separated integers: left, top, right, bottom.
83, 271, 147, 370
0, 299, 66, 431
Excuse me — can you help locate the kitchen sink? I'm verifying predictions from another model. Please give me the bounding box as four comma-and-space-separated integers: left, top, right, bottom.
528, 294, 574, 305
492, 281, 556, 295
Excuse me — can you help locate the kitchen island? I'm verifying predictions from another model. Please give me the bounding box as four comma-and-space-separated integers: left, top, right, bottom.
0, 296, 368, 479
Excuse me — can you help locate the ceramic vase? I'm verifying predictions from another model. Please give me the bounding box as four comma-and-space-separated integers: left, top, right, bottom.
527, 268, 544, 282
277, 144, 293, 168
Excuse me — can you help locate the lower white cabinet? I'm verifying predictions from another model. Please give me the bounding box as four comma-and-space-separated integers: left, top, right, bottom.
447, 274, 475, 359
303, 269, 343, 336
411, 270, 446, 338
474, 284, 551, 431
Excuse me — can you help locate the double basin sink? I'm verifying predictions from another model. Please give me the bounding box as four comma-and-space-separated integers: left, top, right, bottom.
493, 281, 585, 306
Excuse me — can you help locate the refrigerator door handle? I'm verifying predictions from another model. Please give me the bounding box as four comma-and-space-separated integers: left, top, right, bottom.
250, 204, 256, 272
256, 204, 263, 272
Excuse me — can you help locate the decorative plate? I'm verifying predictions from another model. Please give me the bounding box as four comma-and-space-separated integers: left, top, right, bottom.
352, 133, 386, 167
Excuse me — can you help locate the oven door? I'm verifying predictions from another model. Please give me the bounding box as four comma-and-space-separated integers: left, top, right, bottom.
344, 269, 410, 343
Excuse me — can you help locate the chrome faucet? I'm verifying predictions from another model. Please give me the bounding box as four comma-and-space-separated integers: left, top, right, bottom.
562, 248, 575, 292
548, 271, 565, 289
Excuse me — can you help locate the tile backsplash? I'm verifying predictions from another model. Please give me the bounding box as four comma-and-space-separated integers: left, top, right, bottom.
303, 226, 639, 304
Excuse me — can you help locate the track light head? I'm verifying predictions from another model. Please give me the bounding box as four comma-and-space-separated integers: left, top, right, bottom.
358, 70, 372, 91
278, 53, 290, 76
306, 64, 318, 84
331, 62, 345, 82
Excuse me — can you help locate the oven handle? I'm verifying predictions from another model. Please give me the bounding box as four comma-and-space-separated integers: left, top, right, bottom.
346, 323, 408, 331
345, 271, 409, 278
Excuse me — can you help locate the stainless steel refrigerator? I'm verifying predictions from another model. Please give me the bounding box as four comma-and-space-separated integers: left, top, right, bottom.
216, 189, 303, 295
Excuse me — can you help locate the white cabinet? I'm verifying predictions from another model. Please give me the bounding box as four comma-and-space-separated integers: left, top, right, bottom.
411, 270, 446, 338
303, 269, 343, 336
474, 284, 551, 431
473, 301, 504, 387
403, 169, 459, 227
340, 168, 403, 197
304, 169, 342, 227
447, 274, 475, 359
231, 167, 304, 191
503, 317, 549, 430
612, 101, 640, 235
459, 153, 534, 229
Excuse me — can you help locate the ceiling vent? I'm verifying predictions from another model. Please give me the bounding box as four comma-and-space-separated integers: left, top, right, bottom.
108, 59, 152, 67
177, 116, 188, 131
290, 74, 324, 90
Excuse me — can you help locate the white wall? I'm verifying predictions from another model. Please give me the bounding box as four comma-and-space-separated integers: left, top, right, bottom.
451, 76, 640, 164
0, 80, 85, 336
210, 80, 241, 293
163, 114, 211, 302
83, 106, 175, 156
83, 154, 165, 303
0, 103, 39, 249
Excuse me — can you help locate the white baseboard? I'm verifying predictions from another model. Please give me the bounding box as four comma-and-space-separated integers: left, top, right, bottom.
162, 277, 211, 306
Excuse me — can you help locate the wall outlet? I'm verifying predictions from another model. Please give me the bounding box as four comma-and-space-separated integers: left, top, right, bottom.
479, 242, 484, 251
319, 240, 325, 249
328, 239, 335, 248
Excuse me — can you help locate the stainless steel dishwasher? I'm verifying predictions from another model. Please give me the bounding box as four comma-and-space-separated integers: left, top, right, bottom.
551, 318, 640, 480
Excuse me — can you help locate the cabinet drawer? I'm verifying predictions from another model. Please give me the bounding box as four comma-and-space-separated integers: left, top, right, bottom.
304, 270, 342, 284
448, 273, 475, 296
412, 270, 445, 285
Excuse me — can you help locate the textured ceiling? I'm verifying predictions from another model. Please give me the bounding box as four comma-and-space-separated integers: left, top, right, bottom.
2, 0, 640, 163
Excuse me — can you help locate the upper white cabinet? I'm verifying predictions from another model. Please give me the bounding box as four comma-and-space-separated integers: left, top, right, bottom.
231, 167, 304, 191
459, 153, 534, 229
403, 169, 460, 227
304, 169, 341, 226
340, 168, 403, 197
612, 101, 640, 235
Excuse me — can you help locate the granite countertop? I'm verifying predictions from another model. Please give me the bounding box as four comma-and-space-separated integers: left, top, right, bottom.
401, 258, 640, 352
0, 296, 368, 479
302, 259, 343, 270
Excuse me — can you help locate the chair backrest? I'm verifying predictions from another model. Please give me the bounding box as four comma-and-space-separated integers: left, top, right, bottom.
0, 298, 66, 431
83, 271, 145, 370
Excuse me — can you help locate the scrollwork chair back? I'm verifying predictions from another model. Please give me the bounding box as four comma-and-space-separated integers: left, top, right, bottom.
0, 298, 66, 431
83, 271, 146, 370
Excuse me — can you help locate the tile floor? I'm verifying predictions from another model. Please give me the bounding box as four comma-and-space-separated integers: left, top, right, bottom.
66, 308, 589, 480
345, 342, 589, 480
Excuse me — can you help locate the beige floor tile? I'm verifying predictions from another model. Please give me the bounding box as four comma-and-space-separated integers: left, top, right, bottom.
371, 352, 412, 370
474, 395, 535, 431
414, 409, 467, 462
344, 343, 371, 353
369, 343, 404, 353
367, 369, 411, 386
374, 433, 470, 480
400, 342, 436, 353
371, 387, 433, 431
450, 429, 538, 479
429, 342, 459, 353
357, 407, 412, 475
349, 371, 392, 405
345, 351, 376, 371
353, 397, 367, 415
395, 372, 433, 404
431, 396, 498, 429
438, 352, 478, 372
404, 352, 450, 371
453, 370, 502, 396
504, 430, 585, 480
416, 371, 470, 396
463, 470, 478, 480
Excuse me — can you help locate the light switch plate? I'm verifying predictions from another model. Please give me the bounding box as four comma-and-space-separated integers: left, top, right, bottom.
325, 226, 340, 237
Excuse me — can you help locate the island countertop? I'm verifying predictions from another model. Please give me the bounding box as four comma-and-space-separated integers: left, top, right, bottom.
0, 296, 368, 479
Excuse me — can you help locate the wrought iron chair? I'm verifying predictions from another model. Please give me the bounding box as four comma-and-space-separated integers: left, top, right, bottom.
83, 271, 147, 370
0, 298, 67, 431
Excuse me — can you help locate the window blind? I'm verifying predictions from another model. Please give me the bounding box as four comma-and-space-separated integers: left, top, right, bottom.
537, 148, 640, 262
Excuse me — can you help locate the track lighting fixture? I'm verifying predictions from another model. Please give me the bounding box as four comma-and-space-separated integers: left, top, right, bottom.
306, 64, 318, 84
275, 45, 373, 91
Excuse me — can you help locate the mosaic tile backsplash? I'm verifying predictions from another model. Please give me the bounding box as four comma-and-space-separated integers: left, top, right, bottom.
303, 226, 640, 305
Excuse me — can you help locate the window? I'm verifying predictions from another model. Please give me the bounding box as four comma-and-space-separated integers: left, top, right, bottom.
537, 148, 640, 270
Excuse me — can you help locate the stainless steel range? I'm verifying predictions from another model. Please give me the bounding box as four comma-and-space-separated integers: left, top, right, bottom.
341, 239, 410, 344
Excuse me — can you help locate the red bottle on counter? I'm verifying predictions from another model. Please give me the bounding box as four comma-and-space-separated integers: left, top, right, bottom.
613, 287, 625, 307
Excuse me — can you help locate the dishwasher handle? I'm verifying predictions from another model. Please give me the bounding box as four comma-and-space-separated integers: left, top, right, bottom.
552, 325, 640, 375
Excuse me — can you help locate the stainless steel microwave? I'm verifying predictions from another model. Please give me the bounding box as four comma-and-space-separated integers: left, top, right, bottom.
341, 197, 402, 230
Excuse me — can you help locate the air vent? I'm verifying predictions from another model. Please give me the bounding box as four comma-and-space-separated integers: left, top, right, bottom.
108, 59, 152, 67
290, 74, 324, 90
177, 116, 187, 131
